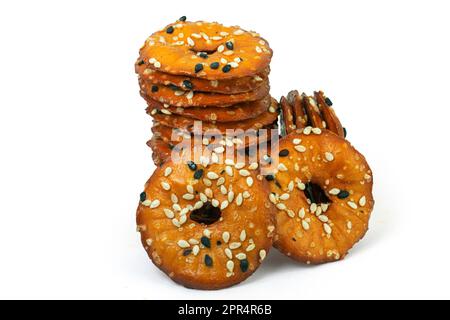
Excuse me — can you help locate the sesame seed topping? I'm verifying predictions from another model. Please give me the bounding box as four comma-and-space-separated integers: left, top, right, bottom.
324, 223, 332, 235
163, 209, 174, 219
205, 188, 213, 198
223, 50, 234, 56
299, 208, 306, 219
225, 248, 233, 259
194, 201, 203, 210
187, 37, 195, 46
207, 172, 219, 180
240, 230, 247, 242
303, 127, 312, 135
229, 242, 242, 250
329, 188, 340, 195
154, 61, 161, 68
193, 245, 200, 256
204, 255, 213, 267
259, 250, 267, 261
276, 203, 287, 210
279, 193, 290, 201
318, 215, 329, 223
186, 91, 194, 100
246, 177, 254, 187
288, 181, 294, 192
338, 190, 350, 199
310, 203, 318, 213
239, 169, 251, 177
166, 26, 174, 34
243, 191, 250, 199
210, 62, 220, 69
194, 169, 204, 180
294, 145, 306, 153
236, 253, 247, 260
278, 163, 288, 171
186, 185, 194, 194
279, 149, 290, 157
222, 232, 230, 244
200, 236, 211, 248
199, 193, 208, 203
164, 167, 173, 177
226, 260, 234, 273
234, 29, 244, 35
347, 221, 353, 230
211, 199, 220, 207
246, 244, 256, 252
222, 64, 232, 73
302, 220, 310, 231
214, 146, 225, 154
150, 199, 160, 209
217, 177, 225, 186
235, 162, 245, 169
182, 193, 194, 200
240, 259, 249, 272
255, 46, 262, 53
194, 63, 203, 73
347, 201, 358, 209
359, 196, 367, 207
312, 128, 322, 135
228, 191, 235, 203
236, 193, 243, 206
225, 159, 235, 166
325, 152, 334, 162
177, 240, 190, 248
225, 166, 233, 177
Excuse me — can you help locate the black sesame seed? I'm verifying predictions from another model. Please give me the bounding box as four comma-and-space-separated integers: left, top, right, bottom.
265, 175, 275, 181
168, 84, 180, 91
195, 64, 204, 73
337, 190, 350, 199
275, 180, 282, 189
166, 26, 174, 34
179, 16, 187, 22
279, 149, 290, 157
187, 161, 197, 171
210, 62, 220, 69
225, 41, 234, 50
222, 64, 232, 73
204, 254, 213, 267
343, 127, 347, 138
198, 52, 208, 59
151, 85, 159, 93
292, 238, 297, 242
240, 259, 249, 272
194, 169, 204, 180
325, 97, 333, 106
137, 60, 145, 66
183, 249, 192, 256
139, 192, 146, 202
183, 80, 193, 90
201, 236, 211, 248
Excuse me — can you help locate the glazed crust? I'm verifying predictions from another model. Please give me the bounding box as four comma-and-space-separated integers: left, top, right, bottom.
136, 159, 275, 289
138, 20, 273, 80
139, 78, 270, 108
267, 130, 374, 264
145, 95, 273, 122
136, 62, 269, 94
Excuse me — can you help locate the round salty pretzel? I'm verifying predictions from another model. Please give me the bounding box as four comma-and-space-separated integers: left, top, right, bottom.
138, 20, 273, 80
136, 158, 275, 289
145, 95, 273, 122
148, 103, 278, 133
266, 129, 374, 264
136, 62, 269, 94
139, 78, 270, 107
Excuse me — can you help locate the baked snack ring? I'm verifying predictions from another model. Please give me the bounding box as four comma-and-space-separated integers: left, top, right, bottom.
267, 129, 374, 264
140, 78, 270, 107
136, 158, 275, 289
139, 20, 272, 80
136, 62, 269, 94
145, 95, 273, 122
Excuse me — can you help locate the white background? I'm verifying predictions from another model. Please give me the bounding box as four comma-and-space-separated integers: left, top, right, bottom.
0, 0, 449, 300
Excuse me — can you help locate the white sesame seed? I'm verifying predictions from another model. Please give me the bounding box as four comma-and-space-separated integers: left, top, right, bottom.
279, 193, 290, 201
199, 193, 208, 203
226, 260, 234, 272
236, 253, 247, 260
187, 37, 195, 46
227, 191, 235, 203
297, 182, 306, 190
217, 45, 225, 53
146, 239, 153, 246
141, 200, 152, 207
310, 203, 318, 213
240, 230, 247, 242
149, 58, 156, 64
312, 128, 322, 135
269, 193, 277, 204
246, 244, 256, 252
203, 229, 212, 238
220, 31, 229, 36
164, 167, 173, 177
172, 218, 180, 228
318, 215, 329, 223
348, 201, 358, 209
287, 210, 295, 218
225, 159, 235, 166
359, 196, 367, 207
194, 201, 203, 210
223, 50, 234, 56
150, 199, 160, 209
180, 207, 189, 216
177, 240, 190, 248
220, 185, 227, 195
234, 29, 244, 35
256, 46, 262, 53
302, 220, 310, 230
254, 75, 263, 82
211, 199, 220, 207
214, 146, 225, 154
202, 178, 212, 186
347, 221, 353, 230
324, 223, 332, 235
191, 33, 201, 39
325, 152, 334, 162
179, 214, 187, 225
239, 169, 250, 177
225, 248, 233, 259
222, 232, 230, 244
259, 250, 267, 261
205, 188, 213, 198
220, 58, 228, 64
269, 106, 276, 113
186, 185, 194, 194
276, 203, 287, 210
217, 177, 225, 186
235, 162, 245, 169
220, 200, 229, 210
193, 245, 200, 256
154, 61, 161, 68
278, 163, 288, 171
188, 239, 199, 245
293, 138, 302, 145
207, 172, 219, 180
295, 145, 306, 153
182, 193, 194, 200
329, 188, 340, 195
186, 91, 194, 100
316, 206, 322, 216
163, 209, 174, 219
299, 208, 306, 219
243, 191, 251, 199
303, 127, 312, 135
246, 177, 254, 187
321, 203, 329, 212
229, 62, 239, 68
160, 109, 172, 115
229, 242, 242, 250
236, 193, 243, 206
172, 203, 181, 212
225, 166, 233, 177
288, 181, 294, 192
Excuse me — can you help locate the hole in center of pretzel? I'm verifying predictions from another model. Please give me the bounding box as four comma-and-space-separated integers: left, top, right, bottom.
190, 201, 222, 225
304, 182, 331, 205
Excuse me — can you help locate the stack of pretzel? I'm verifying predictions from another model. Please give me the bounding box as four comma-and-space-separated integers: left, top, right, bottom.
135, 18, 277, 165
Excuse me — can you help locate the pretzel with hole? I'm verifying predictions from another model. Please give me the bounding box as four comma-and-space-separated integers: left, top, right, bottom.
138, 20, 272, 80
